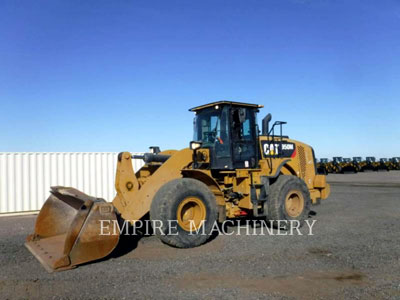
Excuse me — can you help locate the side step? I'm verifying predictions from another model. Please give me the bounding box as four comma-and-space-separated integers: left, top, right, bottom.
251, 177, 269, 217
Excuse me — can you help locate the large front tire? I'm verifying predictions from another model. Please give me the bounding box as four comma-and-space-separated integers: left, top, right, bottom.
267, 175, 311, 230
150, 178, 218, 248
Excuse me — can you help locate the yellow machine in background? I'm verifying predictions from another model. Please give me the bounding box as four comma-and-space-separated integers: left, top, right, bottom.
361, 156, 378, 172
317, 158, 333, 175
340, 158, 359, 173
389, 157, 400, 170
377, 158, 390, 171
26, 101, 330, 272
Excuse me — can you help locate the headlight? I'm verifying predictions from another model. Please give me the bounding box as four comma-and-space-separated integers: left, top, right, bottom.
190, 141, 202, 150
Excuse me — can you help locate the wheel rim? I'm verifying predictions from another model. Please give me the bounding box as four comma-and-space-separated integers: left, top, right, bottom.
177, 197, 206, 232
285, 190, 304, 218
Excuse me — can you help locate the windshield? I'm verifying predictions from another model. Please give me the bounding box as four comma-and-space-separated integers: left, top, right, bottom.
320, 158, 328, 163
333, 157, 343, 162
353, 157, 361, 162
343, 158, 351, 162
193, 106, 230, 149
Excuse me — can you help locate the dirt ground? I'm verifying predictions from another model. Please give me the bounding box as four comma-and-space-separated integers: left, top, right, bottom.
0, 171, 399, 299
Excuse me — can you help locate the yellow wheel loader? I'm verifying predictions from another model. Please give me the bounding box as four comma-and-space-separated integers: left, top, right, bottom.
377, 158, 390, 172
352, 157, 363, 172
389, 157, 400, 170
361, 156, 378, 172
331, 157, 343, 173
317, 158, 332, 174
25, 101, 330, 272
340, 158, 359, 173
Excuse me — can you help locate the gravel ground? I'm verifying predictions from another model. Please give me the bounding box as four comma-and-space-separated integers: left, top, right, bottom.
0, 171, 400, 299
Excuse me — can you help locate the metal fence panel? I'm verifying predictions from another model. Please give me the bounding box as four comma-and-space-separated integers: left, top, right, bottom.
0, 153, 144, 214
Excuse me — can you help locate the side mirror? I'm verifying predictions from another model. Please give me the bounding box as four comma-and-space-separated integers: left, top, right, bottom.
262, 113, 272, 135
190, 141, 202, 150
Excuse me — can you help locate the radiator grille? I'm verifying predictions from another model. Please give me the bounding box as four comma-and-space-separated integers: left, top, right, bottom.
298, 146, 306, 178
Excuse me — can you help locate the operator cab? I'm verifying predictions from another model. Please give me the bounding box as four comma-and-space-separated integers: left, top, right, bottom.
190, 101, 263, 170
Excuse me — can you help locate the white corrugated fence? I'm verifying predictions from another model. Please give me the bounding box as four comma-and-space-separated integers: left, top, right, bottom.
0, 153, 145, 214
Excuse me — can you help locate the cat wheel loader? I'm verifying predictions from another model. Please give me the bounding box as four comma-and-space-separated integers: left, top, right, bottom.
25, 101, 330, 272
361, 156, 377, 172
331, 157, 343, 173
340, 158, 358, 173
389, 157, 400, 170
317, 158, 332, 174
352, 157, 363, 172
377, 158, 390, 171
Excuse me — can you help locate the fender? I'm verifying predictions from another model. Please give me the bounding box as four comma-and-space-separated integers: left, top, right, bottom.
268, 159, 291, 178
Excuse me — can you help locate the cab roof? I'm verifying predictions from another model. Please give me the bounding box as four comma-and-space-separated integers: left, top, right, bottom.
189, 101, 263, 112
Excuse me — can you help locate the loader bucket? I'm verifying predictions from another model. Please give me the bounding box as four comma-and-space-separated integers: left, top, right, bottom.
25, 187, 119, 272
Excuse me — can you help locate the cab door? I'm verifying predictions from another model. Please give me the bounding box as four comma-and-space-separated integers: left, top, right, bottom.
231, 107, 258, 168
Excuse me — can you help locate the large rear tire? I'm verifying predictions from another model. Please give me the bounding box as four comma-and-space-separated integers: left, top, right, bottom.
267, 175, 311, 230
150, 178, 218, 248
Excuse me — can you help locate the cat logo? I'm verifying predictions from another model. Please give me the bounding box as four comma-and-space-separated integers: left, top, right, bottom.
264, 143, 280, 155
263, 142, 295, 157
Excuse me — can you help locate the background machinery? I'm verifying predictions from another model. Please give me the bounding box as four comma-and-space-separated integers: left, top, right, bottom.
317, 158, 331, 174
362, 157, 378, 172
331, 157, 343, 173
389, 157, 400, 170
340, 158, 358, 173
25, 101, 330, 272
377, 158, 390, 171
352, 157, 363, 172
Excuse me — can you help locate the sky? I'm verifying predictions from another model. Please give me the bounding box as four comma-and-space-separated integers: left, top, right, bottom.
0, 0, 399, 158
